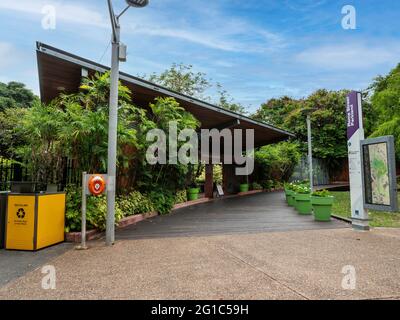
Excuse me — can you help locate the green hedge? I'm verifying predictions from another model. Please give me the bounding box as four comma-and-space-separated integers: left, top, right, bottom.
65, 185, 189, 232
118, 191, 154, 216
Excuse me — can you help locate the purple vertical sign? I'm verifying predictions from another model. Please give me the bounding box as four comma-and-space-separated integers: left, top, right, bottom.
346, 91, 360, 140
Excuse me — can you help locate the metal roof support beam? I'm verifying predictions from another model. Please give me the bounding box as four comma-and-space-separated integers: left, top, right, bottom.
36, 42, 295, 138
215, 119, 241, 131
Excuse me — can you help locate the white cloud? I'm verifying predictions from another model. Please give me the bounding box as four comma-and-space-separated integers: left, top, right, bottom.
130, 21, 285, 53
0, 42, 17, 69
284, 0, 327, 12
131, 25, 242, 52
213, 60, 235, 68
295, 43, 400, 70
0, 0, 107, 28
0, 0, 286, 54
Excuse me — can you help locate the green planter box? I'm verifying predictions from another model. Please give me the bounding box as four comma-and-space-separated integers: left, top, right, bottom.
311, 196, 334, 221
292, 192, 298, 209
187, 188, 200, 201
288, 194, 295, 207
289, 195, 296, 207
294, 193, 312, 215
239, 184, 249, 193
285, 189, 295, 206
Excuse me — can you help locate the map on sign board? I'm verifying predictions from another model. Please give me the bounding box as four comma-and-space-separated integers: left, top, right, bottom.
361, 136, 398, 212
364, 143, 390, 205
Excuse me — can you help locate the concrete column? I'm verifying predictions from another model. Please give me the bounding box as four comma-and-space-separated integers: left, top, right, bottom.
223, 164, 229, 195
223, 164, 235, 195
205, 164, 214, 198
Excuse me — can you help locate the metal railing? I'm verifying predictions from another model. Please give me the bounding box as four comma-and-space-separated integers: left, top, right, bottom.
0, 157, 80, 191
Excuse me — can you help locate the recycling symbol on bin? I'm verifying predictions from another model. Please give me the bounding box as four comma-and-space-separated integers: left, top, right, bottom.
16, 208, 26, 219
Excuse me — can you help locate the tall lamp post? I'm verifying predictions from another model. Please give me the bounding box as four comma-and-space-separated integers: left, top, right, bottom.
306, 114, 313, 193
301, 108, 316, 193
106, 0, 149, 246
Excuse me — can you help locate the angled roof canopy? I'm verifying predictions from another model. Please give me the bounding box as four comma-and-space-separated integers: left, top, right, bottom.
36, 42, 294, 147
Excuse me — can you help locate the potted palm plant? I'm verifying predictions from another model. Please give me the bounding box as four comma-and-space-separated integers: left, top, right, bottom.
311, 190, 334, 221
293, 184, 312, 215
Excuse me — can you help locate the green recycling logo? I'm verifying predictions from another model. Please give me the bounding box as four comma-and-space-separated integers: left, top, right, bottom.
16, 208, 26, 219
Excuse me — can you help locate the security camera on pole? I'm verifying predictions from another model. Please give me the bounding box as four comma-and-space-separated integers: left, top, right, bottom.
106, 0, 149, 246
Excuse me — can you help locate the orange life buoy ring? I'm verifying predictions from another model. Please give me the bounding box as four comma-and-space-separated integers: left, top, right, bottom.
88, 175, 106, 196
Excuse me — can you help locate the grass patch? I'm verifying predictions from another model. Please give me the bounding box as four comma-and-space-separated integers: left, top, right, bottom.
331, 191, 400, 228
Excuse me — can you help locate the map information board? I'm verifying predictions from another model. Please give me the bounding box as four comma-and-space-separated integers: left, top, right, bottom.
361, 136, 398, 212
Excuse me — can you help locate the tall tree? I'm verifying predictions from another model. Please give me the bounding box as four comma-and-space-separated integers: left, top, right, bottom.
369, 63, 400, 158
252, 96, 299, 127
147, 64, 248, 115
0, 81, 38, 111
147, 63, 211, 99
0, 107, 27, 158
216, 83, 248, 115
252, 89, 354, 166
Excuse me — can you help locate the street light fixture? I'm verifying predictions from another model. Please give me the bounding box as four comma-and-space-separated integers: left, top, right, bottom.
301, 108, 317, 193
106, 0, 149, 246
125, 0, 149, 8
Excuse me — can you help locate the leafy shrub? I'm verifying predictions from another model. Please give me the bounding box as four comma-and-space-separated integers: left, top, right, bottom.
285, 180, 309, 191
298, 179, 310, 185
86, 195, 124, 231
312, 189, 331, 197
65, 184, 187, 232
262, 180, 274, 190
196, 164, 222, 185
274, 181, 283, 189
0, 157, 16, 166
255, 141, 301, 183
65, 185, 123, 232
118, 191, 154, 216
65, 185, 83, 232
284, 182, 295, 191
65, 209, 81, 233
213, 165, 223, 184
292, 184, 311, 194
149, 189, 175, 215
175, 190, 187, 204
252, 182, 263, 190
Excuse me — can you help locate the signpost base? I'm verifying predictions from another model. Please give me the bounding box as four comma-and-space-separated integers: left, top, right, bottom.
352, 218, 370, 231
75, 245, 88, 251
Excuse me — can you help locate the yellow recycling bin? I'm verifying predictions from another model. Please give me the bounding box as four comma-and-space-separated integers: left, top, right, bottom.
5, 192, 65, 251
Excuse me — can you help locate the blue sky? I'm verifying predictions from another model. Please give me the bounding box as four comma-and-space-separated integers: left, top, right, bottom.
1, 0, 400, 112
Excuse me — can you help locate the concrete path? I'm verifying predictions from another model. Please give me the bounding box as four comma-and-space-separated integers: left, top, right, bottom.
1, 228, 400, 300
1, 192, 400, 300
0, 243, 72, 287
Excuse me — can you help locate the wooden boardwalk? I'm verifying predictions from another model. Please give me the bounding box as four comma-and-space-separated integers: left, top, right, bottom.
117, 191, 348, 240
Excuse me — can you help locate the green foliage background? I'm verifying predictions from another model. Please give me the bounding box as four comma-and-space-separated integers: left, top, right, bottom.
369, 64, 400, 159
2, 62, 400, 230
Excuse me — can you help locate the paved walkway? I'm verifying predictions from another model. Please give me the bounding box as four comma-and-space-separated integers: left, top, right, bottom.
1, 192, 400, 300
0, 244, 71, 287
